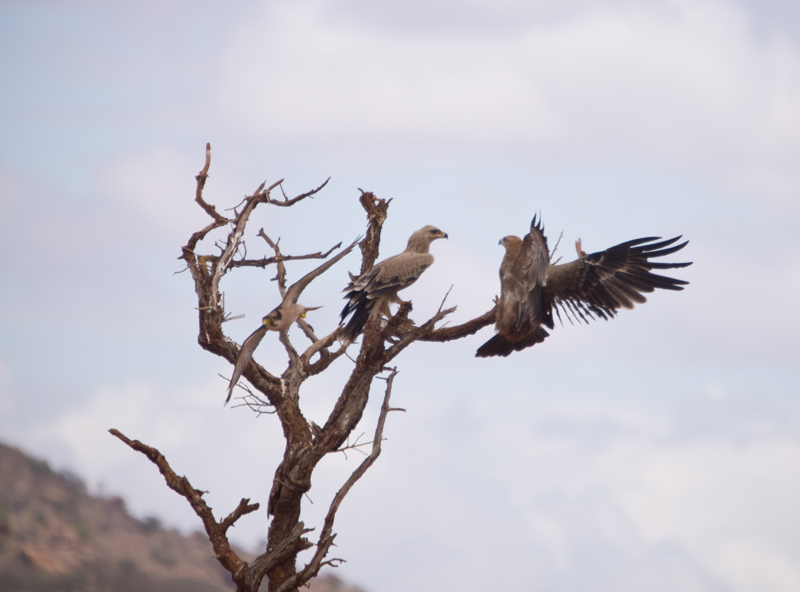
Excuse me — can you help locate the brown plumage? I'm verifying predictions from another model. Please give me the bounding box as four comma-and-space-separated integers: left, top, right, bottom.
226, 237, 359, 404
340, 225, 448, 343
476, 215, 691, 357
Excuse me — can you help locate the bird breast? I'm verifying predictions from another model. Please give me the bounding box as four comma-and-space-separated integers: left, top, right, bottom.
270, 304, 307, 331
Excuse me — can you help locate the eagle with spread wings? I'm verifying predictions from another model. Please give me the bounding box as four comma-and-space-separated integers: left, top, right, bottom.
476, 215, 691, 358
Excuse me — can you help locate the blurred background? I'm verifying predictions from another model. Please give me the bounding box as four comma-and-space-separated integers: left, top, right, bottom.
1, 1, 799, 591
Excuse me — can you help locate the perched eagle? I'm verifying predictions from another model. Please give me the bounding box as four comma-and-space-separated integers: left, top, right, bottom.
476, 216, 691, 358
340, 225, 448, 343
226, 238, 359, 404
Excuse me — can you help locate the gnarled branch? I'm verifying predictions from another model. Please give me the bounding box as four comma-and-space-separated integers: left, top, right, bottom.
121, 144, 507, 592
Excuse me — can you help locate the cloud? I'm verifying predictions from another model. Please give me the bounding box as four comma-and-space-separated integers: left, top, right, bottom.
212, 0, 800, 215
6, 358, 800, 591
332, 391, 800, 592
3, 1, 800, 590
42, 382, 199, 481
15, 376, 287, 543
94, 144, 209, 236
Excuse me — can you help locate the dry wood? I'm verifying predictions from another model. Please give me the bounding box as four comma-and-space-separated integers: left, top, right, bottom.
115, 144, 497, 592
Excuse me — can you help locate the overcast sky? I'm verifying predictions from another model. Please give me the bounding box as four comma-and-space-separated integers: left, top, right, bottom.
1, 1, 799, 591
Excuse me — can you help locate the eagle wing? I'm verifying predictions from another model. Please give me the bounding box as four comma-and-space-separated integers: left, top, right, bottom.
360, 252, 434, 300
339, 252, 434, 342
512, 214, 550, 331
545, 236, 691, 324
476, 216, 553, 358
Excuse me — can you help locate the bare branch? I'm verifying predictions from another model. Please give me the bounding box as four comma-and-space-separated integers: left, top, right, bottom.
234, 384, 277, 416
295, 317, 320, 344
271, 178, 331, 207
549, 231, 564, 263
418, 307, 496, 342
170, 152, 512, 591
193, 144, 231, 225
275, 368, 402, 592
209, 179, 284, 310
278, 330, 301, 375
219, 243, 344, 270
356, 190, 391, 274
301, 327, 349, 376
245, 522, 313, 591
258, 229, 288, 298
180, 144, 234, 257
437, 285, 454, 313
108, 429, 252, 583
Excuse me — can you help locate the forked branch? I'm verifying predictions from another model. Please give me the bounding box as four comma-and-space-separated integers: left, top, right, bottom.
108, 429, 253, 582
274, 368, 402, 592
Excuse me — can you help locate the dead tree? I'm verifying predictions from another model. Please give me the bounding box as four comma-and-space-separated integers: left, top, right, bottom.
110, 144, 496, 592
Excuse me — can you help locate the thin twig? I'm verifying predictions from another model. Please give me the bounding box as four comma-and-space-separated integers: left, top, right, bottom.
437, 285, 454, 314
272, 178, 330, 207
549, 231, 564, 263
258, 229, 287, 298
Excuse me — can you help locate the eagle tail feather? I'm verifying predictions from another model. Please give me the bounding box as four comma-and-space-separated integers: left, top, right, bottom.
339, 301, 372, 343
475, 327, 550, 358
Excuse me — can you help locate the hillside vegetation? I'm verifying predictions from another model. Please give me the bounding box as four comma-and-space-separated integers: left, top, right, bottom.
0, 442, 364, 592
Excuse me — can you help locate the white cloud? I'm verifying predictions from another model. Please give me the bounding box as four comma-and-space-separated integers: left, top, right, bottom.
334, 393, 800, 592
42, 383, 200, 482
3, 1, 800, 590
5, 340, 800, 592
16, 376, 287, 543
213, 0, 800, 213
94, 145, 210, 236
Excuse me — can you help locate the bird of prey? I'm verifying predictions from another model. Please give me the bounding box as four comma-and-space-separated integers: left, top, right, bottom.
225, 238, 359, 404
339, 225, 448, 343
476, 215, 691, 357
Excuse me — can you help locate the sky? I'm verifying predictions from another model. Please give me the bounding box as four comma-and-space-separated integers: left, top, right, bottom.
1, 0, 799, 591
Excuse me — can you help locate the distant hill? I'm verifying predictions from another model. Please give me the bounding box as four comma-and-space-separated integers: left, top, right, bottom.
0, 442, 366, 592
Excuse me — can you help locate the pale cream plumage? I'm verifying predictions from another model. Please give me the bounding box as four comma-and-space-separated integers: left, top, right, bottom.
339, 225, 448, 342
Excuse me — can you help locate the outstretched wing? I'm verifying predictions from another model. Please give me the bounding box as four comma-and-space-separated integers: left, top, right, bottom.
284, 236, 361, 305
226, 236, 360, 404
545, 236, 691, 324
225, 325, 268, 405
